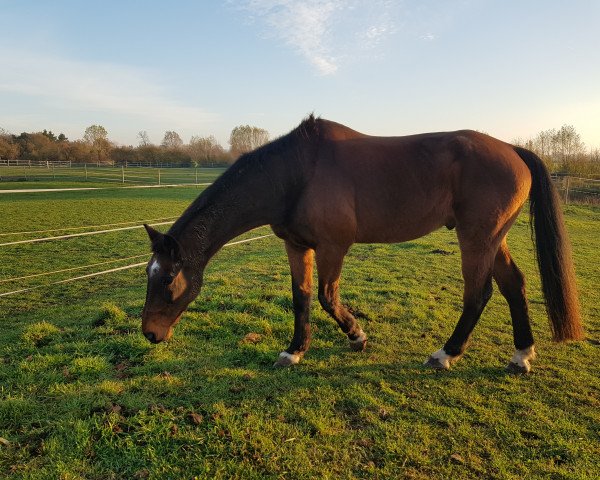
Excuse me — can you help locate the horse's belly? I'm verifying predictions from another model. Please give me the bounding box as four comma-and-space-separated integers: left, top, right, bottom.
354, 215, 448, 243
353, 192, 453, 243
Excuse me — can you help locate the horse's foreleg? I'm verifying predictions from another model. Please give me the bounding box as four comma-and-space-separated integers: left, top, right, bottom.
274, 242, 314, 367
426, 248, 495, 369
316, 245, 367, 351
494, 240, 536, 373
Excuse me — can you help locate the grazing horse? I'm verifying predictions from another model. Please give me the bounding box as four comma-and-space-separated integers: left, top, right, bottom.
141, 115, 582, 373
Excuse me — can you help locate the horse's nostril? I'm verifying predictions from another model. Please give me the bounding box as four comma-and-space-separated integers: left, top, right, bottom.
144, 332, 157, 343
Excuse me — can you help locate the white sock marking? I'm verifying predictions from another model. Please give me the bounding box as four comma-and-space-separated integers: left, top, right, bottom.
277, 351, 301, 365
426, 348, 455, 369
510, 346, 536, 371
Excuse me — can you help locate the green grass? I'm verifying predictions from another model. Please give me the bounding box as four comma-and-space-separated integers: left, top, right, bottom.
0, 183, 599, 479
0, 166, 225, 190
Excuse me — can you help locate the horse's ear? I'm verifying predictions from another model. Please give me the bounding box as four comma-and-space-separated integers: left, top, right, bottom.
163, 234, 182, 263
143, 224, 162, 243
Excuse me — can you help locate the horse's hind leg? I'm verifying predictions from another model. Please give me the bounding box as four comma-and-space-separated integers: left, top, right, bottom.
274, 241, 314, 367
316, 245, 367, 351
494, 239, 536, 373
425, 244, 496, 369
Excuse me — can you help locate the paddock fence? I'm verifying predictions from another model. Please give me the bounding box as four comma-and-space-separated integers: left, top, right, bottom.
1, 161, 599, 204
0, 162, 224, 186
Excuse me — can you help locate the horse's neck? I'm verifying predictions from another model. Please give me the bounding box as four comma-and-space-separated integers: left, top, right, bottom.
174, 162, 283, 264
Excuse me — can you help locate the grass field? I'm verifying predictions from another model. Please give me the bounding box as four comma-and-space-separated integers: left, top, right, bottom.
0, 166, 225, 190
0, 179, 599, 479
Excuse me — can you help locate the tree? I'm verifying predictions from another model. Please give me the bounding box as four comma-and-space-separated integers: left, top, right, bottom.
83, 125, 110, 164
161, 131, 183, 149
11, 132, 60, 161
111, 145, 140, 166
42, 129, 57, 142
83, 125, 108, 145
552, 125, 585, 170
533, 129, 556, 163
0, 134, 19, 160
60, 140, 91, 163
229, 125, 269, 157
188, 135, 225, 166
137, 130, 150, 147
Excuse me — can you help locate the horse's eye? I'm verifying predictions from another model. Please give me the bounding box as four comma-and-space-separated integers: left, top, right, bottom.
162, 275, 174, 286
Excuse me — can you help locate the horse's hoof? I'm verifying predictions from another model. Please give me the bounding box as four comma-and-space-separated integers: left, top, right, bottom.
273, 351, 302, 367
424, 349, 453, 370
506, 346, 535, 374
349, 332, 367, 352
424, 356, 450, 370
506, 361, 530, 374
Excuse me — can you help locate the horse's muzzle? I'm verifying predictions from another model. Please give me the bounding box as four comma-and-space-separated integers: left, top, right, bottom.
144, 331, 160, 344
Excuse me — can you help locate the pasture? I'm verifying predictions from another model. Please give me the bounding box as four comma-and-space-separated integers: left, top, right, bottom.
0, 177, 598, 479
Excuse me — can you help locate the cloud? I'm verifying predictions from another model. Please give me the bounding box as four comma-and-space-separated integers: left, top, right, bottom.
0, 47, 216, 133
236, 0, 396, 75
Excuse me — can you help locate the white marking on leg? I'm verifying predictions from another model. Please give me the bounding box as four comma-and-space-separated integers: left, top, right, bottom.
510, 345, 536, 372
425, 348, 456, 369
149, 258, 161, 278
277, 351, 301, 365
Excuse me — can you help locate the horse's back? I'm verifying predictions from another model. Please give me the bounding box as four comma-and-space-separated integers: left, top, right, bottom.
290, 127, 531, 246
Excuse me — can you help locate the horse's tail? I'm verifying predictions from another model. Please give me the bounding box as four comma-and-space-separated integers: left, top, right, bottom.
514, 146, 583, 341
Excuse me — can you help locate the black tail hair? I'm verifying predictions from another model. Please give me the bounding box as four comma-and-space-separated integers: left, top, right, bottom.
515, 146, 583, 341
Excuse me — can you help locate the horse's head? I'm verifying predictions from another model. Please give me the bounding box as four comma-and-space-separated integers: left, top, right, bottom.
141, 224, 200, 343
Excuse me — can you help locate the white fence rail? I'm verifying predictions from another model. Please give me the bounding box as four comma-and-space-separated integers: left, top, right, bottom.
0, 163, 223, 186
1, 162, 598, 204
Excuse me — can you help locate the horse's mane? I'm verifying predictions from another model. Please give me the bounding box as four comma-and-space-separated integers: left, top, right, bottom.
168, 115, 320, 239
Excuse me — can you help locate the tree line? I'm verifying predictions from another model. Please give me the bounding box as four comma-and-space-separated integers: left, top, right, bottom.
512, 124, 600, 175
0, 124, 270, 167
1, 123, 598, 173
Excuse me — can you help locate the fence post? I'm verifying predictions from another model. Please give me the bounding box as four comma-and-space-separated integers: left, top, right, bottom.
195, 167, 198, 185
52, 163, 55, 179
122, 165, 125, 184
158, 169, 161, 185
565, 176, 570, 205
85, 163, 88, 181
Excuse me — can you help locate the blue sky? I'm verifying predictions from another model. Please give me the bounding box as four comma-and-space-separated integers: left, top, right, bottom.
1, 1, 599, 148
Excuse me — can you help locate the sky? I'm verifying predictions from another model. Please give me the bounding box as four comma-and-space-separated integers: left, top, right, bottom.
1, 0, 599, 148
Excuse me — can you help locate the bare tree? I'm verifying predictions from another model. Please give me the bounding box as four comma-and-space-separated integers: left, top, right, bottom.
188, 135, 224, 166
229, 125, 269, 157
534, 129, 556, 162
161, 131, 183, 149
553, 125, 585, 171
137, 130, 150, 147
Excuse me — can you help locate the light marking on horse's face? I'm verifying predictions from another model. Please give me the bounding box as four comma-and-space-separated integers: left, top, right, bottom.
148, 258, 161, 278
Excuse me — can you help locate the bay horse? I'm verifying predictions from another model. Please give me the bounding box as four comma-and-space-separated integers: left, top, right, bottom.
142, 115, 582, 373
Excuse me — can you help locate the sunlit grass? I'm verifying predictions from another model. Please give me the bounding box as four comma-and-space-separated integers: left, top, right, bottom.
0, 185, 598, 479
